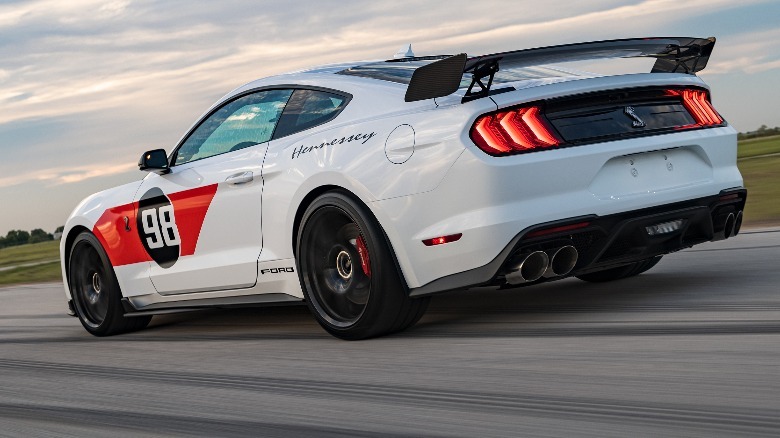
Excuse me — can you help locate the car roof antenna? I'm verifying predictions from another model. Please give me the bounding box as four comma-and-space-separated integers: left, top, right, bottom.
393, 44, 414, 59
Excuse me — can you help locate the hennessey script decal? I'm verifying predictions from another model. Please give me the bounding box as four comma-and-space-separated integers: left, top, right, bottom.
291, 132, 377, 159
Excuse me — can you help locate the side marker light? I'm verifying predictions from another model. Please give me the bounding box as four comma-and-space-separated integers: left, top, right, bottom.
423, 233, 463, 246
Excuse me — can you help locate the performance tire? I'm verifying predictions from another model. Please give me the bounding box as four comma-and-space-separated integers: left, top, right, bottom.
68, 231, 151, 336
296, 191, 429, 340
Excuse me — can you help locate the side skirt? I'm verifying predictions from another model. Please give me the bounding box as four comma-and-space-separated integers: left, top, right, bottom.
121, 293, 304, 317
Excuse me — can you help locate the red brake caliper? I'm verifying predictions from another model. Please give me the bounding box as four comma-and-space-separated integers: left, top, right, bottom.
356, 235, 371, 278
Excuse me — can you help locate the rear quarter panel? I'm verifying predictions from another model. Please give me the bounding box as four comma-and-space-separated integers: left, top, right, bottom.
258, 86, 496, 291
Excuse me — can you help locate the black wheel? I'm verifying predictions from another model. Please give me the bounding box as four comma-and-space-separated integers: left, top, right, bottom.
69, 231, 151, 336
576, 255, 663, 283
296, 191, 429, 340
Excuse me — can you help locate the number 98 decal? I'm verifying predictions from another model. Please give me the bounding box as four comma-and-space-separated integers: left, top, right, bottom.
137, 187, 181, 268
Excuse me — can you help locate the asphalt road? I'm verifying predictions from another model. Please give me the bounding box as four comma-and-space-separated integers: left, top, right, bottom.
2, 230, 780, 437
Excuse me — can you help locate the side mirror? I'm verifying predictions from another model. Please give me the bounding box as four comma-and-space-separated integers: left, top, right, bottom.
138, 149, 170, 174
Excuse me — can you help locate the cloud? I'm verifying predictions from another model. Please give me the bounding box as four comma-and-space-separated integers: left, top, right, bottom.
0, 0, 769, 127
0, 0, 130, 27
0, 0, 778, 233
0, 4, 29, 27
0, 161, 137, 189
701, 28, 780, 76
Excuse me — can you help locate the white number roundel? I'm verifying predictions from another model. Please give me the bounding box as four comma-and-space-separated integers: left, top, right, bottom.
137, 187, 181, 268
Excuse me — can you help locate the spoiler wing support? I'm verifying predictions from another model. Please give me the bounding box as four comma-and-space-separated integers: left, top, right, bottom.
462, 60, 501, 103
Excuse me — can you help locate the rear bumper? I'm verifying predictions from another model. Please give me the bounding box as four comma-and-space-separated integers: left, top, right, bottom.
409, 187, 746, 297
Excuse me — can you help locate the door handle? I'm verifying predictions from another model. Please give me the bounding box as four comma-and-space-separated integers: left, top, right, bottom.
225, 171, 254, 185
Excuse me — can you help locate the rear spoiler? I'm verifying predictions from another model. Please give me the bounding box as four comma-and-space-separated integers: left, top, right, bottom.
404, 37, 716, 103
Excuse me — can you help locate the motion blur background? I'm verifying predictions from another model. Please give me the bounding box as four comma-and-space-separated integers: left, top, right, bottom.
1, 0, 779, 234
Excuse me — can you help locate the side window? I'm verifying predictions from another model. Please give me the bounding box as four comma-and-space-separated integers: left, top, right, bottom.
174, 89, 293, 166
273, 89, 349, 139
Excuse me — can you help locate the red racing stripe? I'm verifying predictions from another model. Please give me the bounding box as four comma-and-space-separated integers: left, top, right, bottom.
92, 184, 218, 267
93, 201, 150, 267
168, 184, 218, 257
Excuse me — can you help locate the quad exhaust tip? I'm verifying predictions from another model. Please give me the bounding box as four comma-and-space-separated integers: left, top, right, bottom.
734, 211, 743, 236
506, 246, 579, 284
543, 245, 579, 278
505, 251, 549, 284
724, 213, 735, 239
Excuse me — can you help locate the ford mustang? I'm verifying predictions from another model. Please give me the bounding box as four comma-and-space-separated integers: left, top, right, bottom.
60, 37, 747, 339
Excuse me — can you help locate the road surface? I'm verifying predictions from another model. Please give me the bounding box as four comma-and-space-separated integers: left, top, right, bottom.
1, 230, 779, 437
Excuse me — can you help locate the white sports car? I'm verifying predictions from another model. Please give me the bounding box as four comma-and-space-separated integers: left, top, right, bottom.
61, 37, 746, 339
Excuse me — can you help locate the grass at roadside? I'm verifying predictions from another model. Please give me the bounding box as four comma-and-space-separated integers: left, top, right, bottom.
0, 240, 59, 268
0, 241, 61, 287
0, 261, 61, 286
739, 155, 780, 227
738, 135, 780, 159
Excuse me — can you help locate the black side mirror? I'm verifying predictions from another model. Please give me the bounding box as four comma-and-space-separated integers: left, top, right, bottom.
138, 149, 170, 174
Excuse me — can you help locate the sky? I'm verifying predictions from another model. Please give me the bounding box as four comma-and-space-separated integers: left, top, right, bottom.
1, 0, 779, 234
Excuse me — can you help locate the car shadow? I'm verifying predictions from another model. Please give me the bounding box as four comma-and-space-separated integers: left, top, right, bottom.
128, 266, 743, 340
405, 268, 747, 338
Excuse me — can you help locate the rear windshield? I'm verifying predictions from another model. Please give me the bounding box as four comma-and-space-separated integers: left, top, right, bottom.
337, 59, 580, 87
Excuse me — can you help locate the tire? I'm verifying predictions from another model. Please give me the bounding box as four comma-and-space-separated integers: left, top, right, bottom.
576, 255, 663, 283
68, 231, 151, 336
296, 191, 429, 340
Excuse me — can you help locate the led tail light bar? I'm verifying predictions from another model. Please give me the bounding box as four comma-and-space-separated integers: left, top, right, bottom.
470, 103, 562, 156
469, 87, 725, 157
666, 88, 723, 127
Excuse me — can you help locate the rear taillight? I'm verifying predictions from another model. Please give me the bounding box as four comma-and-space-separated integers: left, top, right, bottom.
666, 88, 724, 127
470, 103, 562, 156
470, 88, 724, 157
